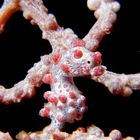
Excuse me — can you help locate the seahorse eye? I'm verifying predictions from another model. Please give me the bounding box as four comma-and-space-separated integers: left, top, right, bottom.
87, 61, 91, 64
73, 50, 83, 59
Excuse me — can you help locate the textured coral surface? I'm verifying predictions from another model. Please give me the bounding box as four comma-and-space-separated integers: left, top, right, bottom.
0, 0, 140, 139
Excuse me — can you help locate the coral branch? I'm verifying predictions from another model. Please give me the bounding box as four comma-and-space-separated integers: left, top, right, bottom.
0, 0, 140, 139
83, 0, 120, 51
0, 55, 50, 104
0, 0, 20, 32
16, 125, 134, 140
20, 0, 79, 52
0, 132, 12, 140
91, 70, 140, 96
19, 0, 59, 31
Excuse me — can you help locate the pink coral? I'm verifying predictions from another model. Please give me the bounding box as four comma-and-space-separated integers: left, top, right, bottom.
0, 0, 140, 139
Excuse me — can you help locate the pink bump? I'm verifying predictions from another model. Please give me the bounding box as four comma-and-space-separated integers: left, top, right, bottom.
68, 108, 77, 116
68, 101, 75, 107
52, 53, 61, 64
61, 64, 69, 73
42, 74, 53, 84
57, 104, 63, 110
83, 66, 90, 74
58, 95, 67, 103
93, 51, 102, 66
48, 96, 58, 104
57, 115, 67, 123
43, 91, 51, 100
92, 66, 105, 77
69, 92, 77, 99
73, 50, 83, 59
39, 107, 50, 117
77, 96, 86, 106
72, 39, 85, 47
80, 106, 87, 113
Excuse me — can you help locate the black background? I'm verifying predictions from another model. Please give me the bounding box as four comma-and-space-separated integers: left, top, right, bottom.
0, 0, 140, 139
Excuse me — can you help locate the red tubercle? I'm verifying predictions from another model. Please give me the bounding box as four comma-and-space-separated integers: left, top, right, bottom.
45, 22, 58, 31
80, 106, 87, 113
72, 39, 86, 47
53, 133, 65, 140
58, 95, 67, 103
48, 96, 58, 104
93, 51, 102, 66
83, 66, 90, 74
73, 49, 83, 59
61, 64, 69, 73
68, 101, 75, 107
39, 107, 50, 117
112, 88, 123, 95
92, 66, 105, 77
43, 91, 52, 100
57, 115, 67, 123
77, 96, 86, 106
42, 74, 53, 84
68, 108, 77, 116
57, 104, 63, 110
69, 92, 77, 99
49, 24, 58, 30
51, 53, 61, 64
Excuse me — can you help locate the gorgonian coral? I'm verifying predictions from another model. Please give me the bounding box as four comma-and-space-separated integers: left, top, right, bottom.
0, 0, 140, 139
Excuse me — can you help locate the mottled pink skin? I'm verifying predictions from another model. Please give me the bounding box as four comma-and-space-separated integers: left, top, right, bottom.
2, 0, 138, 139
0, 0, 118, 129
40, 43, 104, 127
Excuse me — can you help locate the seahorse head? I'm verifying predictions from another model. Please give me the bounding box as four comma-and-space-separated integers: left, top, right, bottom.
59, 46, 102, 77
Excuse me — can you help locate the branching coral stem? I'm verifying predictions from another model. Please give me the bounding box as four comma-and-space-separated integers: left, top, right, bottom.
92, 70, 140, 96
0, 0, 140, 139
